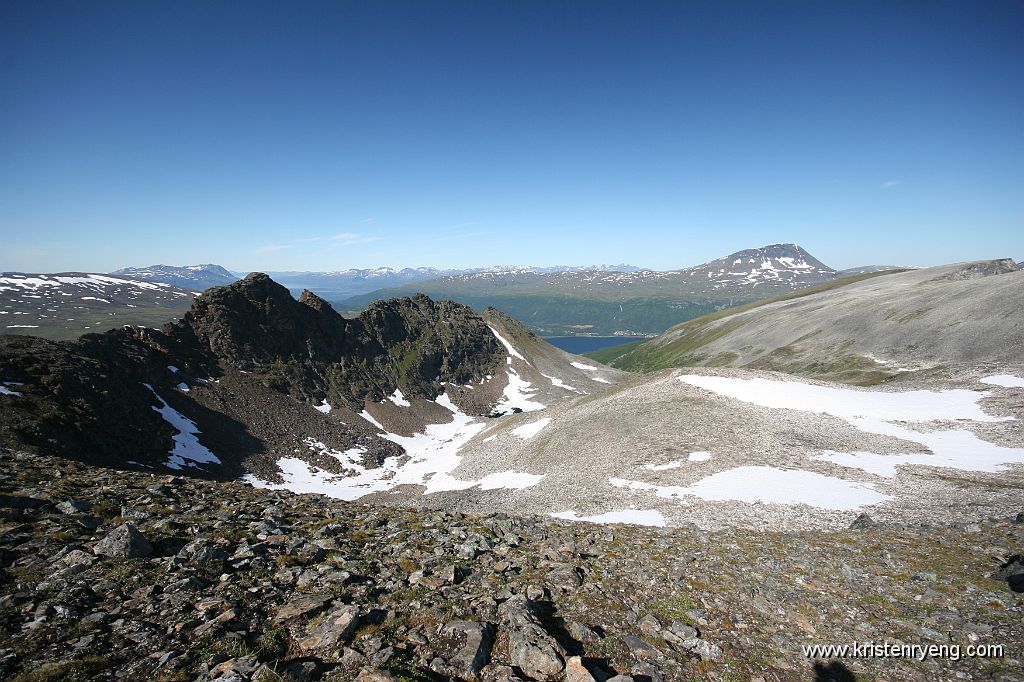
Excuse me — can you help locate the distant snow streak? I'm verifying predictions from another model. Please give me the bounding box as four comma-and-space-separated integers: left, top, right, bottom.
488, 325, 528, 363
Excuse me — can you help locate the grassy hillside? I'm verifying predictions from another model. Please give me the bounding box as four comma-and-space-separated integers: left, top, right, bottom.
591, 270, 906, 377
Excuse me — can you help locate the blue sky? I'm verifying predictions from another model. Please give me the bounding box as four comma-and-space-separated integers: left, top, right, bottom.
1, 0, 1021, 273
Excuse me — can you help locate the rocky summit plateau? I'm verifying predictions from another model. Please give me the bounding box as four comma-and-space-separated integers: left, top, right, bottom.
1, 263, 1023, 682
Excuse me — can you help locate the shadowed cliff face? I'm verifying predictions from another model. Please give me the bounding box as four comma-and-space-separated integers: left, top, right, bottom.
181, 274, 503, 407
0, 273, 505, 471
185, 273, 349, 367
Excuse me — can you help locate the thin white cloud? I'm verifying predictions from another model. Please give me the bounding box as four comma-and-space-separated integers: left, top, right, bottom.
327, 232, 384, 245
253, 243, 292, 254
430, 230, 494, 242
880, 180, 905, 189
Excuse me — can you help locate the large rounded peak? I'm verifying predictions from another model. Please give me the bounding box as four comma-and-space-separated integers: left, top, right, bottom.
193, 272, 295, 312
232, 271, 291, 299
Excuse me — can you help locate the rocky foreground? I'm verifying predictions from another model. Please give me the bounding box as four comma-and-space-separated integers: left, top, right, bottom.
1, 449, 1022, 682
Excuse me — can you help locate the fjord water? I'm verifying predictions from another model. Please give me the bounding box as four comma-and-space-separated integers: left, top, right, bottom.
543, 336, 649, 354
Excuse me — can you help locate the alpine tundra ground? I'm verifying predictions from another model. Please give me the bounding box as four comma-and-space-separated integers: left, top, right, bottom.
1, 450, 1022, 682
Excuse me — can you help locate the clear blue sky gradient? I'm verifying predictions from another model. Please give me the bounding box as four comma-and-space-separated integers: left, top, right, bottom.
1, 0, 1021, 272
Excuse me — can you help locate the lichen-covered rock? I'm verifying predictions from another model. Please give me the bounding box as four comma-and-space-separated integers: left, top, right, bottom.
92, 522, 152, 558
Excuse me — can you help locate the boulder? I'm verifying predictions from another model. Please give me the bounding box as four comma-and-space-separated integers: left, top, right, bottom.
93, 523, 152, 558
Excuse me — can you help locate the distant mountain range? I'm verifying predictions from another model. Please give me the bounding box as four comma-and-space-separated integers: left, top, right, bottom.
109, 264, 646, 299
338, 244, 907, 336
110, 264, 238, 291
98, 245, 907, 338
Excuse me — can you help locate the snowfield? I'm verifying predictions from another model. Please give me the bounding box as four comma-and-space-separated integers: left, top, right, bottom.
246, 392, 544, 500
679, 374, 1024, 477
610, 467, 890, 511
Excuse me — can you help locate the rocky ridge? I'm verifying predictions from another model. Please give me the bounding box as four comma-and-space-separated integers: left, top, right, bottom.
0, 274, 511, 475
1, 449, 1021, 682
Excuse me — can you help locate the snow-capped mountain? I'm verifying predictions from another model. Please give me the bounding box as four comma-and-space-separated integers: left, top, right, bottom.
430, 244, 836, 294
1, 272, 198, 340
677, 243, 836, 292
110, 264, 238, 291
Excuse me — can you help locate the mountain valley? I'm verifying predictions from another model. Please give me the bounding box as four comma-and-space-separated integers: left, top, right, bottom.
1, 264, 1022, 681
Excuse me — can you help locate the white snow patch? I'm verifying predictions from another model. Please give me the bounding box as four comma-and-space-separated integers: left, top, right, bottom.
176, 382, 190, 392
679, 375, 1007, 424
980, 374, 1024, 388
314, 400, 332, 414
541, 373, 580, 393
491, 368, 545, 415
864, 353, 915, 372
571, 361, 598, 371
611, 467, 889, 511
143, 384, 221, 469
688, 451, 712, 462
644, 461, 681, 471
512, 417, 551, 440
167, 365, 179, 373
550, 509, 667, 527
483, 435, 498, 443
6, 325, 39, 328
489, 325, 528, 363
80, 296, 111, 303
476, 471, 545, 490
0, 385, 22, 397
592, 377, 612, 384
359, 410, 385, 430
305, 438, 366, 466
386, 389, 411, 407
813, 420, 1024, 477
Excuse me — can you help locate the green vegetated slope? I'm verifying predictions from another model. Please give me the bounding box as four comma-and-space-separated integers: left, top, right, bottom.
590, 261, 1024, 385
587, 270, 908, 382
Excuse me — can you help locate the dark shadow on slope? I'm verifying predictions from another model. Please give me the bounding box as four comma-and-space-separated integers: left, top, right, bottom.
813, 660, 857, 681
